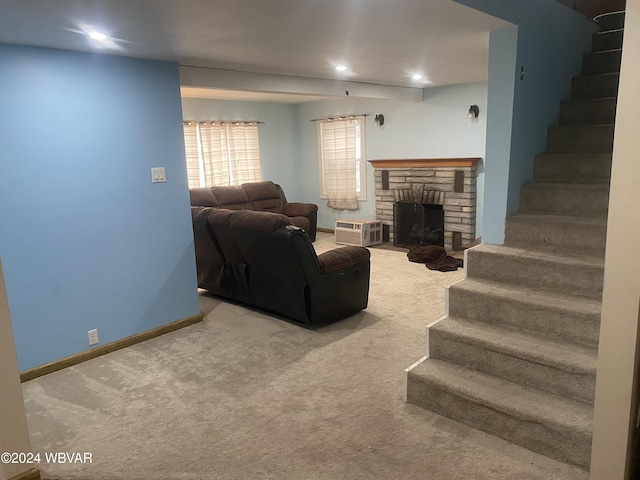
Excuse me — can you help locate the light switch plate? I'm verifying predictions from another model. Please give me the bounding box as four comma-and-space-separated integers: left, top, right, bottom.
151, 167, 166, 183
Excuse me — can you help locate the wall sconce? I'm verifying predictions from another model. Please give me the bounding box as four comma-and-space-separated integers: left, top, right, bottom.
467, 105, 479, 120
374, 114, 385, 126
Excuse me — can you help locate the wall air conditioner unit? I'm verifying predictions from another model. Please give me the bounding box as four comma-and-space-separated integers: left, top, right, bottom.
334, 219, 383, 247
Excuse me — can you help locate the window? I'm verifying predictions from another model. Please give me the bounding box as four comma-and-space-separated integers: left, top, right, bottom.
183, 121, 262, 188
318, 116, 366, 210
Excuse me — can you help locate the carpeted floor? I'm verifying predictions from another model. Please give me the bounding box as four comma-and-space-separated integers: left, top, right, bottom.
22, 233, 588, 479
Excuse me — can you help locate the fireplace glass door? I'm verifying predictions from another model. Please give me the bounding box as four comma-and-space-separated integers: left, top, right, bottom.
393, 201, 444, 248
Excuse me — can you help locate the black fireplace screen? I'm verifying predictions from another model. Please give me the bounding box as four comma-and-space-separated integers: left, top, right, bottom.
393, 201, 444, 248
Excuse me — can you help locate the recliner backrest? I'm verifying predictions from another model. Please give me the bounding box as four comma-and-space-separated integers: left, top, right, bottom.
210, 185, 252, 210
190, 188, 219, 207
241, 181, 285, 214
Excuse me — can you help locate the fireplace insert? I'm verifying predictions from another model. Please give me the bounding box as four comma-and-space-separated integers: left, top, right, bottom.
393, 201, 444, 248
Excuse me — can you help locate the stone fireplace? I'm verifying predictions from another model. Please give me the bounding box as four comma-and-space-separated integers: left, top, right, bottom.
370, 158, 480, 250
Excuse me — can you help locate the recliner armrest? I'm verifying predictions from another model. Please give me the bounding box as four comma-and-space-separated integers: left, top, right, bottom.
283, 202, 318, 217
318, 247, 370, 274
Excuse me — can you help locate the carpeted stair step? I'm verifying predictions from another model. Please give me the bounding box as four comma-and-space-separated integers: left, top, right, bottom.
592, 29, 624, 52
519, 183, 609, 218
595, 11, 626, 32
533, 153, 612, 184
405, 359, 593, 469
547, 125, 614, 153
571, 73, 619, 99
582, 49, 622, 75
447, 279, 601, 348
504, 213, 607, 255
466, 244, 604, 299
559, 97, 617, 125
428, 317, 597, 403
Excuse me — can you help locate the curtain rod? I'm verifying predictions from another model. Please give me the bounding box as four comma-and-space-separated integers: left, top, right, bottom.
183, 120, 265, 125
309, 113, 369, 122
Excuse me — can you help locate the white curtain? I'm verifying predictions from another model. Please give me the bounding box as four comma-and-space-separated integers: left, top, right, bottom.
199, 123, 232, 186
226, 123, 262, 185
183, 122, 262, 188
320, 118, 359, 210
183, 123, 202, 188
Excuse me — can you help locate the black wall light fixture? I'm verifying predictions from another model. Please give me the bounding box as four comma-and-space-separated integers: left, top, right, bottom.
374, 114, 385, 126
467, 105, 479, 120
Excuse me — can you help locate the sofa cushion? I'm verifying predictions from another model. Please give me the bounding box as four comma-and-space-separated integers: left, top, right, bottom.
241, 181, 280, 200
190, 188, 219, 207
242, 181, 285, 214
210, 185, 251, 210
250, 197, 284, 213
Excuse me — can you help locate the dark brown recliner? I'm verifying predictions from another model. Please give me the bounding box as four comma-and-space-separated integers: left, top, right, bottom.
192, 206, 227, 295
191, 207, 370, 325
189, 181, 318, 241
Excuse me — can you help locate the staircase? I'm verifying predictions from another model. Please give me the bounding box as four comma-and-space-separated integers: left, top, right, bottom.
404, 11, 624, 470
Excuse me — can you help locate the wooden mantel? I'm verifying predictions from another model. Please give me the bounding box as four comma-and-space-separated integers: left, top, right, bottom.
368, 158, 481, 168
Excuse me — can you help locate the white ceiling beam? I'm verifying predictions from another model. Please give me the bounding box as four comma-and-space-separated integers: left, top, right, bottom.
179, 66, 424, 102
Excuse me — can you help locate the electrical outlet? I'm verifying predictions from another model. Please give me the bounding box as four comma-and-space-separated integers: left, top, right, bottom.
88, 329, 99, 346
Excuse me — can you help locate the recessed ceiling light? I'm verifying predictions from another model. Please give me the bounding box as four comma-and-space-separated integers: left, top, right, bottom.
76, 25, 122, 51
335, 65, 347, 72
412, 74, 423, 80
88, 31, 107, 40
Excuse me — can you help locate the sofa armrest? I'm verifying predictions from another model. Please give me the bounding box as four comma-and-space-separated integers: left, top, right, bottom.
309, 247, 370, 324
317, 246, 370, 274
283, 202, 318, 217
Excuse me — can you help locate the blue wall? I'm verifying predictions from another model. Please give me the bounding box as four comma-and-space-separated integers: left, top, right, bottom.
296, 83, 488, 233
181, 98, 301, 199
454, 0, 597, 243
0, 45, 199, 370
483, 26, 518, 246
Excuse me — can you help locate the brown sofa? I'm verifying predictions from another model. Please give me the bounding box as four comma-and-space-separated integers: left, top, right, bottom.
189, 181, 318, 241
191, 206, 370, 325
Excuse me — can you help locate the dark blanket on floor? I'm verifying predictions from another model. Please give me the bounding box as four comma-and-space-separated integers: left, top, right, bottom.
407, 245, 463, 272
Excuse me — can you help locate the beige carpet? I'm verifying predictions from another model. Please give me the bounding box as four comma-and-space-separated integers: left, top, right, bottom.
22, 234, 588, 479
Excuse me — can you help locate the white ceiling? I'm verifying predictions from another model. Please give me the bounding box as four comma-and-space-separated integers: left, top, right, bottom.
0, 0, 510, 101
